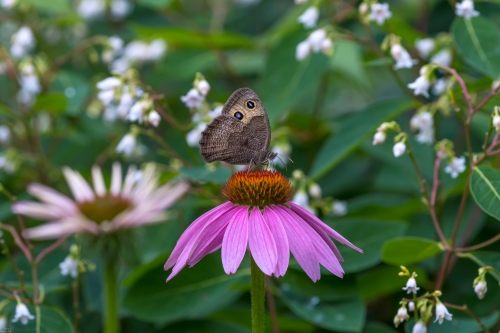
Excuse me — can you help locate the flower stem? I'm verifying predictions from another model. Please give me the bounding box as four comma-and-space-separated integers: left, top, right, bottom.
103, 260, 119, 333
251, 256, 266, 333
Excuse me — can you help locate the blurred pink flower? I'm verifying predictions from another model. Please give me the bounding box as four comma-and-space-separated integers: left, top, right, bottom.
164, 170, 362, 282
13, 163, 189, 239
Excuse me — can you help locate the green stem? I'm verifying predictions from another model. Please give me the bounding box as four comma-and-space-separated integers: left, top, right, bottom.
251, 256, 266, 333
103, 260, 119, 333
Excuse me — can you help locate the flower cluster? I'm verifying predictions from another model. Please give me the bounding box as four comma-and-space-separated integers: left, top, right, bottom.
105, 37, 167, 74
77, 0, 133, 21
10, 26, 36, 59
296, 29, 333, 61
298, 7, 319, 29
410, 111, 435, 144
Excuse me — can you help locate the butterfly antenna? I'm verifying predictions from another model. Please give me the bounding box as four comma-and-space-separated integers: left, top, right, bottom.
276, 154, 288, 171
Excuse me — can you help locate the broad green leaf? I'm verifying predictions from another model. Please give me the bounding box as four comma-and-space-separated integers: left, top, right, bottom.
280, 288, 365, 332
134, 26, 255, 49
123, 253, 248, 324
181, 166, 231, 184
137, 0, 172, 9
470, 166, 500, 221
405, 311, 499, 333
310, 98, 417, 180
330, 41, 368, 88
51, 71, 90, 116
357, 266, 428, 301
382, 237, 442, 265
464, 251, 500, 282
34, 93, 67, 114
154, 320, 250, 333
23, 0, 72, 14
326, 219, 408, 273
452, 17, 500, 79
6, 304, 73, 333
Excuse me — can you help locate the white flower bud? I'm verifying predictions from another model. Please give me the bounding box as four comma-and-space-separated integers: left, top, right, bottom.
59, 256, 79, 278
148, 111, 161, 127
393, 142, 406, 157
197, 80, 210, 96
434, 302, 453, 324
412, 321, 427, 333
409, 301, 415, 311
402, 276, 419, 294
308, 183, 321, 199
116, 134, 136, 156
296, 40, 311, 61
474, 280, 487, 299
321, 38, 333, 55
493, 115, 500, 132
298, 7, 319, 29
307, 29, 326, 52
372, 131, 386, 145
455, 0, 479, 19
397, 306, 409, 322
12, 303, 35, 325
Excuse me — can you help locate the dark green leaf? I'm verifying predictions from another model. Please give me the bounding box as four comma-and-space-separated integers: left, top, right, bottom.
310, 98, 418, 180
181, 166, 231, 184
470, 166, 500, 221
363, 321, 400, 333
405, 311, 499, 333
382, 237, 442, 265
7, 304, 73, 333
452, 17, 500, 78
23, 0, 72, 14
34, 93, 67, 114
137, 0, 172, 9
154, 320, 250, 333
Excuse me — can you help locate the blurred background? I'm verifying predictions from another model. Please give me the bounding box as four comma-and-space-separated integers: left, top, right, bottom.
1, 0, 500, 332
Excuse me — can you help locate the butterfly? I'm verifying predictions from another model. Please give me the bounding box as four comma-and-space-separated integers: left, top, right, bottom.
199, 88, 277, 166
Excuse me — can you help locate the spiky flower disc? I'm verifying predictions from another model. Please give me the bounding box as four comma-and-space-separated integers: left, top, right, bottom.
221, 170, 294, 207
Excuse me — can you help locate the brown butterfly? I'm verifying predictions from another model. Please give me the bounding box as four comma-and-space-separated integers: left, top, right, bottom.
199, 88, 277, 166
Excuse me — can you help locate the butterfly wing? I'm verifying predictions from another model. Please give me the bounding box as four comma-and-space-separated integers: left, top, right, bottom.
199, 114, 270, 165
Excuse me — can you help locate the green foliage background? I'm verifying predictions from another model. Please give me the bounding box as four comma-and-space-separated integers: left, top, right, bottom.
1, 0, 500, 332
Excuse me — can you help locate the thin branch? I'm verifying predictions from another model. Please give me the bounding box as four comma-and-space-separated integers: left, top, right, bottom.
435, 64, 474, 121
473, 84, 500, 114
0, 223, 33, 261
35, 236, 69, 264
457, 233, 500, 252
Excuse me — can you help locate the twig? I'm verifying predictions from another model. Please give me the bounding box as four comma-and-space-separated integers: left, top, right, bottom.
473, 84, 500, 114
457, 234, 500, 252
35, 236, 69, 264
0, 223, 33, 261
0, 239, 31, 301
435, 64, 474, 121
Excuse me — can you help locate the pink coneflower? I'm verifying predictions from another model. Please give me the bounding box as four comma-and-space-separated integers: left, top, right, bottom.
165, 170, 362, 282
13, 163, 189, 239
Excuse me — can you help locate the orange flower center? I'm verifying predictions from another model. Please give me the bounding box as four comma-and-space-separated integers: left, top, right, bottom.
78, 195, 131, 224
221, 170, 294, 207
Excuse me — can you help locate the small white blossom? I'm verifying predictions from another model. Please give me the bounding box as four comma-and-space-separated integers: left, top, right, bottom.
298, 7, 319, 29
292, 191, 315, 214
412, 321, 427, 333
97, 77, 121, 91
474, 280, 487, 299
12, 303, 34, 325
59, 256, 79, 278
332, 200, 347, 216
0, 316, 6, 330
110, 57, 130, 74
147, 39, 167, 60
109, 36, 124, 53
17, 64, 41, 105
409, 301, 415, 311
0, 125, 10, 143
372, 131, 386, 145
359, 3, 368, 15
127, 100, 148, 123
456, 0, 479, 19
122, 41, 150, 62
110, 0, 132, 20
77, 0, 105, 19
117, 92, 134, 118
403, 277, 420, 294
411, 112, 433, 131
434, 303, 453, 324
431, 49, 452, 67
97, 90, 115, 106
116, 134, 136, 156
391, 44, 418, 70
296, 40, 311, 61
1, 0, 15, 9
321, 38, 333, 55
416, 128, 435, 144
148, 111, 161, 127
408, 75, 431, 98
415, 38, 435, 59
369, 3, 392, 25
181, 88, 204, 109
445, 156, 466, 178
11, 26, 36, 58
197, 80, 210, 96
493, 115, 500, 132
186, 123, 207, 147
492, 80, 500, 92
432, 78, 449, 95
393, 142, 406, 157
308, 183, 321, 199
397, 307, 409, 322
308, 29, 326, 52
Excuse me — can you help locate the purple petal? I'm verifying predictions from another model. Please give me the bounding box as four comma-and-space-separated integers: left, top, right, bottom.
62, 167, 95, 203
188, 226, 226, 267
264, 207, 289, 277
110, 162, 122, 196
164, 202, 233, 270
272, 205, 320, 282
23, 218, 99, 239
289, 202, 362, 253
248, 207, 277, 276
12, 202, 71, 220
285, 208, 344, 278
222, 207, 249, 274
27, 183, 78, 211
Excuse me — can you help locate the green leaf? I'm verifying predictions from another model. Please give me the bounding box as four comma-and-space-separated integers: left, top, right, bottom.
50, 71, 90, 116
327, 219, 408, 273
23, 0, 72, 14
154, 320, 250, 333
470, 166, 500, 221
33, 93, 67, 114
382, 237, 442, 265
181, 166, 231, 184
280, 288, 365, 332
310, 98, 417, 180
7, 304, 73, 333
452, 17, 500, 79
357, 266, 428, 301
134, 26, 255, 49
405, 311, 499, 333
123, 253, 248, 324
363, 321, 400, 333
137, 0, 172, 9
464, 251, 500, 282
